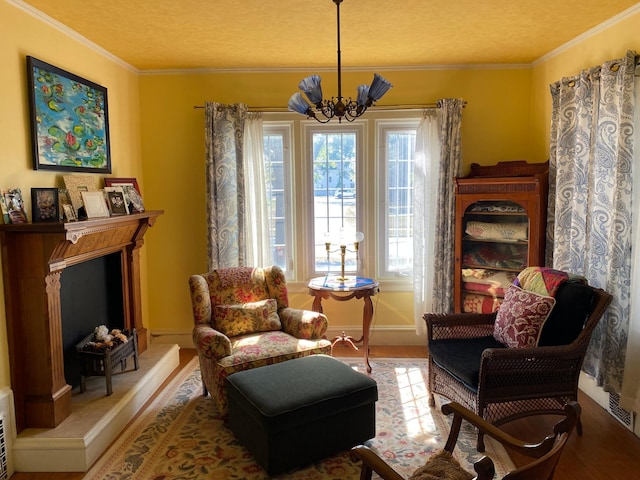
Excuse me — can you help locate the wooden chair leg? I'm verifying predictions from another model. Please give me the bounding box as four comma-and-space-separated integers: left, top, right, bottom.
477, 430, 486, 452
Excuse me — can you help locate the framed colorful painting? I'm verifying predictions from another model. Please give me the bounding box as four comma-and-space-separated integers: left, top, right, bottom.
26, 56, 112, 173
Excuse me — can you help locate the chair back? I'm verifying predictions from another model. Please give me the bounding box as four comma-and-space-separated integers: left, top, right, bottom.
537, 281, 612, 347
189, 266, 290, 326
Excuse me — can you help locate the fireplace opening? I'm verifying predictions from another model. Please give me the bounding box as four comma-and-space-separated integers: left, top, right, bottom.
60, 252, 125, 389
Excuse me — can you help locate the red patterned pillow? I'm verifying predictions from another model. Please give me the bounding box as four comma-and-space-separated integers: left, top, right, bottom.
493, 285, 556, 348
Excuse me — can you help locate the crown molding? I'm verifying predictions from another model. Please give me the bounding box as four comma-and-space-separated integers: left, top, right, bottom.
138, 63, 532, 76
533, 2, 640, 66
7, 0, 138, 73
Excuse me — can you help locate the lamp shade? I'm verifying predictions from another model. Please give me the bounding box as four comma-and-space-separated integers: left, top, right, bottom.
299, 75, 324, 105
288, 93, 312, 115
356, 85, 370, 106
367, 73, 393, 102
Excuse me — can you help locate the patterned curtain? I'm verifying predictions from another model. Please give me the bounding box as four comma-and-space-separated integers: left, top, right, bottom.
547, 50, 636, 393
621, 74, 640, 412
413, 109, 440, 334
204, 102, 248, 270
431, 98, 464, 313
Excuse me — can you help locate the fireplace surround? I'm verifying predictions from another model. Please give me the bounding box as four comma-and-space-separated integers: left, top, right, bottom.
0, 210, 162, 432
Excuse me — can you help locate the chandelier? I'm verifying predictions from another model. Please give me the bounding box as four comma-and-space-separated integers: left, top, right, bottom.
287, 0, 393, 123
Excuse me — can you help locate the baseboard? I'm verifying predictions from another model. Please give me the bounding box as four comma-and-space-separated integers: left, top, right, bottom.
579, 372, 638, 435
12, 343, 180, 472
150, 326, 427, 349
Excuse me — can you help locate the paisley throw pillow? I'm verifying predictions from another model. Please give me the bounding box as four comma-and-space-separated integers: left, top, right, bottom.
493, 285, 556, 348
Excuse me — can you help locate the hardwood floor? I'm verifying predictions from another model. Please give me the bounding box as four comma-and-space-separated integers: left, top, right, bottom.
11, 345, 640, 479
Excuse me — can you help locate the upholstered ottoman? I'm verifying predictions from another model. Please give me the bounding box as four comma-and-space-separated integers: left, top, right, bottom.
226, 354, 378, 475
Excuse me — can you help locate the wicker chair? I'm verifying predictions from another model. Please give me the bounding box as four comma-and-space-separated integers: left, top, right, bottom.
424, 279, 612, 451
352, 401, 581, 480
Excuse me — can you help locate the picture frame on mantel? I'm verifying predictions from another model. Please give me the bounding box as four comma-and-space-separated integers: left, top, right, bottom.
81, 191, 110, 218
104, 186, 129, 216
26, 56, 112, 174
63, 174, 98, 217
31, 187, 59, 223
104, 177, 145, 213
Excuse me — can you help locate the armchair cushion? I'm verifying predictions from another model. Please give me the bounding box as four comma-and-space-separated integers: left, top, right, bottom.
213, 298, 281, 337
493, 285, 555, 348
428, 336, 506, 390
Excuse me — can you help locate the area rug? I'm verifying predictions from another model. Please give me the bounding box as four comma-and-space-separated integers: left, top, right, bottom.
84, 357, 514, 479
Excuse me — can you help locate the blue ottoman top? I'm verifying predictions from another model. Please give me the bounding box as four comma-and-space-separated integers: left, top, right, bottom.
226, 354, 377, 424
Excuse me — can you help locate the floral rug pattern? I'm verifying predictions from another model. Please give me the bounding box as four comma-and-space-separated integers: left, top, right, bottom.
85, 357, 513, 479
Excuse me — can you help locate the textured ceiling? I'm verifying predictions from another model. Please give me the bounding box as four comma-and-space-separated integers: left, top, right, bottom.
18, 0, 640, 71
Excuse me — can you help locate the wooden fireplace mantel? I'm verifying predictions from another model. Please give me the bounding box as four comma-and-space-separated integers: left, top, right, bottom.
0, 210, 162, 432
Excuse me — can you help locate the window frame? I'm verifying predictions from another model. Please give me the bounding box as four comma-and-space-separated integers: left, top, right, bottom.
375, 118, 420, 282
301, 120, 367, 279
262, 121, 295, 279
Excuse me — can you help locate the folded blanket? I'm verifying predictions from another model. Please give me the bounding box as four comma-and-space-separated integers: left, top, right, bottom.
514, 266, 586, 297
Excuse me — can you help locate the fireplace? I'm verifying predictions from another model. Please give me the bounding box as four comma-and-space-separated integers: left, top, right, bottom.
61, 252, 125, 388
0, 211, 162, 432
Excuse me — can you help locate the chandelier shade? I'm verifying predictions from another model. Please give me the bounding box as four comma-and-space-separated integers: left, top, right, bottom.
299, 76, 324, 105
287, 0, 392, 123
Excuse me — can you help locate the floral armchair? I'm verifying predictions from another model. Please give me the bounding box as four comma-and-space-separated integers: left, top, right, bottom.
189, 265, 331, 415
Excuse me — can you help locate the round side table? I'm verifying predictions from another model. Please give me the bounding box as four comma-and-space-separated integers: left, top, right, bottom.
308, 276, 379, 373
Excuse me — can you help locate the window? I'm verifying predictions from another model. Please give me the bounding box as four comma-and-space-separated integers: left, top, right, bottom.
378, 121, 418, 278
263, 123, 293, 276
263, 114, 423, 287
303, 122, 364, 276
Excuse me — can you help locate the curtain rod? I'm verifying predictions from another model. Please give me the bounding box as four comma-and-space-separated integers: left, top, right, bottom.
193, 102, 466, 112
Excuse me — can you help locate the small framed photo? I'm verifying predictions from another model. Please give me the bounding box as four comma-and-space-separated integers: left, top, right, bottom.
3, 188, 28, 224
0, 196, 9, 224
62, 204, 77, 222
104, 177, 140, 194
31, 188, 60, 223
104, 177, 144, 213
104, 187, 129, 216
81, 191, 110, 218
58, 188, 77, 221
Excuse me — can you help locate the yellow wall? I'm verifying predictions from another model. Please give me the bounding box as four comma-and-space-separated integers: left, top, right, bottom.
0, 1, 143, 386
139, 67, 534, 339
530, 9, 640, 161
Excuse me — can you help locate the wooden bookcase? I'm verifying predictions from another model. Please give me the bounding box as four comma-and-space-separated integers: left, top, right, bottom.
454, 161, 548, 313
